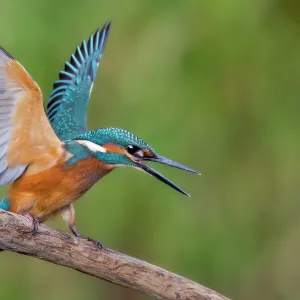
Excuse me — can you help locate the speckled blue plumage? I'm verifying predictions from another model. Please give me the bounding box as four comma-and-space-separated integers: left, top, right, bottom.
75, 127, 154, 152
67, 128, 155, 166
47, 23, 111, 141
77, 128, 154, 151
64, 139, 139, 167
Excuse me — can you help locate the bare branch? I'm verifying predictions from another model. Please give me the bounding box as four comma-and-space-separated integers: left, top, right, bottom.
0, 210, 229, 300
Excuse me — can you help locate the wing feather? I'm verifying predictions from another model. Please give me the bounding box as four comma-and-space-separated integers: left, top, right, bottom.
47, 22, 111, 141
0, 46, 63, 184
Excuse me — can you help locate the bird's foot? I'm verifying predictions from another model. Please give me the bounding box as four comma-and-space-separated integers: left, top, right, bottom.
87, 237, 103, 249
70, 225, 103, 249
20, 212, 39, 234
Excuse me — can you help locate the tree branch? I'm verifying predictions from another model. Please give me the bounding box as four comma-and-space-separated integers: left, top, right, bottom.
0, 210, 229, 300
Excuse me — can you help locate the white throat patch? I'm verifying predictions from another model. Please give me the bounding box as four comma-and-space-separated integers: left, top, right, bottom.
75, 140, 107, 153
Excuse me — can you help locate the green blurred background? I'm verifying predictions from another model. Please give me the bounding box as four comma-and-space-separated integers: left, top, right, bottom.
1, 0, 300, 299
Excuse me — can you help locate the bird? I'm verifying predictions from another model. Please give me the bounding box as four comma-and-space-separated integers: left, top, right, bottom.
0, 22, 199, 248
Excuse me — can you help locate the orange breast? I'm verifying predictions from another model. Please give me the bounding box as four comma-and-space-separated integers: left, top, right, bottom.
7, 157, 113, 221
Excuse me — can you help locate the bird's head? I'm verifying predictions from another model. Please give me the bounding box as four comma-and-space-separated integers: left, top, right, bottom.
74, 128, 199, 196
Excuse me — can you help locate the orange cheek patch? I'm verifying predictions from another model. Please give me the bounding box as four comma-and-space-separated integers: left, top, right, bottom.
143, 149, 154, 157
103, 143, 126, 154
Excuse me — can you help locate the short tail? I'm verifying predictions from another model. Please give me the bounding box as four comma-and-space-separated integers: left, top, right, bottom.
0, 196, 9, 210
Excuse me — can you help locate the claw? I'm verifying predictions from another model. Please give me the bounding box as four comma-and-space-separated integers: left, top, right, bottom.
20, 212, 39, 234
70, 224, 103, 249
87, 237, 103, 249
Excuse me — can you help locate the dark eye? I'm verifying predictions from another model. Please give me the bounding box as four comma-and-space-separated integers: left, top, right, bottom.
127, 145, 144, 157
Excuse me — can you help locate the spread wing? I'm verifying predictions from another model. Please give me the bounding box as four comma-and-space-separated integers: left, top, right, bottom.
47, 23, 111, 141
0, 46, 63, 185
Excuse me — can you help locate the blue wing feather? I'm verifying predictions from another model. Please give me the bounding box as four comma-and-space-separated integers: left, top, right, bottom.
47, 22, 111, 141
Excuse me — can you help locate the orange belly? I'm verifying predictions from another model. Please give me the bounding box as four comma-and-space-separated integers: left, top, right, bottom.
7, 157, 113, 221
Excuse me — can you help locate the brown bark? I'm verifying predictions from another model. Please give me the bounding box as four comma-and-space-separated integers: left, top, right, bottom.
0, 210, 229, 300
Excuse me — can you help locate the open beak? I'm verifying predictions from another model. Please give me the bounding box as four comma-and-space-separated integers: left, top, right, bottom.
138, 154, 200, 197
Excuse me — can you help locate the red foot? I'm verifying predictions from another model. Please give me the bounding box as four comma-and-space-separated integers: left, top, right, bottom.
20, 212, 39, 234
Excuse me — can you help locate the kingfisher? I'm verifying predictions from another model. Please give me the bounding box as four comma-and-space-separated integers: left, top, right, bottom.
0, 22, 198, 248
